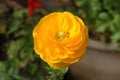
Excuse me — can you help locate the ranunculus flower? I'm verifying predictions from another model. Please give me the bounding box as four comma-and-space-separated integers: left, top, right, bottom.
33, 12, 88, 69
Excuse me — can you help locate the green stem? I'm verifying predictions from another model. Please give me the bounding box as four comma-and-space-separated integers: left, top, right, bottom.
47, 67, 68, 80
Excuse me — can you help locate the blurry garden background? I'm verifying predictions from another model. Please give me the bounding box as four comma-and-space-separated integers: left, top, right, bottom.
0, 0, 120, 80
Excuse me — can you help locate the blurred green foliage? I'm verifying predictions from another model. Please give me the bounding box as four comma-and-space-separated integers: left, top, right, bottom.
0, 7, 47, 80
73, 0, 120, 49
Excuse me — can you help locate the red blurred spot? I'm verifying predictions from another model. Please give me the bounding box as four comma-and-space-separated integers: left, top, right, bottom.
28, 0, 42, 16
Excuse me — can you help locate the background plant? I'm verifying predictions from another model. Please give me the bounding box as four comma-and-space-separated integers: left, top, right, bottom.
0, 1, 47, 79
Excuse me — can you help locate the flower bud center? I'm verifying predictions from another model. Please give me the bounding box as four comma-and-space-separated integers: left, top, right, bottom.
56, 31, 66, 40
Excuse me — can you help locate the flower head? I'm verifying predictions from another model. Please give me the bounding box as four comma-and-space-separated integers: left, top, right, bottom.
33, 12, 89, 69
28, 0, 42, 16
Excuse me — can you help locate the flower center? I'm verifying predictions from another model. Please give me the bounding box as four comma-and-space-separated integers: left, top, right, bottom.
56, 31, 66, 40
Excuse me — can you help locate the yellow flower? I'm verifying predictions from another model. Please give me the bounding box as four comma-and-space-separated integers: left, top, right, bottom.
33, 12, 89, 69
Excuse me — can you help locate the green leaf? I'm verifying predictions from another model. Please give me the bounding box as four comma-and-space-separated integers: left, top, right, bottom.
98, 12, 111, 21
111, 32, 120, 43
0, 23, 6, 34
38, 75, 45, 80
113, 14, 120, 28
14, 29, 27, 37
7, 39, 25, 59
13, 9, 28, 18
108, 22, 116, 32
95, 20, 108, 32
7, 18, 22, 35
75, 0, 84, 7
103, 0, 120, 12
0, 62, 5, 75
